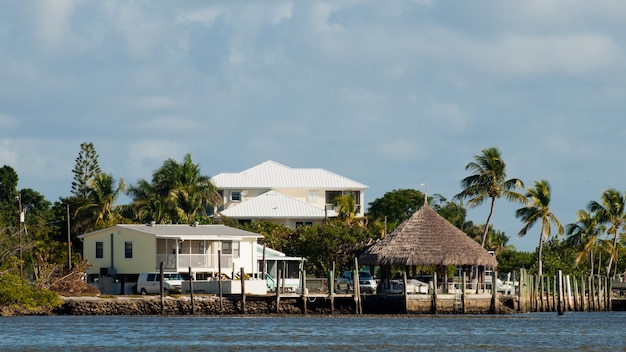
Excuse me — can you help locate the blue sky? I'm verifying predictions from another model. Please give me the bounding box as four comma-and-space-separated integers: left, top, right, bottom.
2, 1, 626, 252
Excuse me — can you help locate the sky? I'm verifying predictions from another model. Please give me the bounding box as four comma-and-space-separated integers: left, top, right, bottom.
2, 0, 626, 252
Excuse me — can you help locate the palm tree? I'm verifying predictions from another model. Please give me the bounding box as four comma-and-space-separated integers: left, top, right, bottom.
334, 193, 364, 227
454, 147, 527, 248
76, 172, 126, 230
165, 154, 220, 223
129, 154, 220, 224
566, 210, 604, 277
485, 228, 514, 255
515, 179, 563, 277
127, 180, 168, 224
588, 189, 626, 278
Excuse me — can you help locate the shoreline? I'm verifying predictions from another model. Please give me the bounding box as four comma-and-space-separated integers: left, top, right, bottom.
1, 293, 509, 316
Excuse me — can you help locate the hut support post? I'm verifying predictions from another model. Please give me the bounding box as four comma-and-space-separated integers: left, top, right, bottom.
461, 271, 467, 314
403, 271, 408, 314
491, 270, 497, 314
432, 272, 438, 314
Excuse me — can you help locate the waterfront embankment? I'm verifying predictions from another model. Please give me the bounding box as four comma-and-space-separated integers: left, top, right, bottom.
56, 294, 357, 316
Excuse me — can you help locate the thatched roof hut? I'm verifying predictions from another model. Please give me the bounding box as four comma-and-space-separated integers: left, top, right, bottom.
359, 203, 497, 268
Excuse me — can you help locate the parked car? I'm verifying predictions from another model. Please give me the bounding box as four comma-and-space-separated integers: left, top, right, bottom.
136, 272, 184, 294
336, 271, 377, 294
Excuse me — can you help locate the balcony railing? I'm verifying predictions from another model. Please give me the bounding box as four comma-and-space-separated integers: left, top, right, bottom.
156, 254, 233, 271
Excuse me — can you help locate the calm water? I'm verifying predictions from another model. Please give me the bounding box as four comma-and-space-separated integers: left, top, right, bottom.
0, 312, 624, 351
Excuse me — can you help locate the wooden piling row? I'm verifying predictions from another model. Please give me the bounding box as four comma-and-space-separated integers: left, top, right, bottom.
172, 266, 617, 315
516, 270, 613, 313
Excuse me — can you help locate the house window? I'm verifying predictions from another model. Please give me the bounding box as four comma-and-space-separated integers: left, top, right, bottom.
326, 191, 342, 205
95, 241, 103, 259
296, 221, 313, 227
325, 191, 361, 207
230, 191, 241, 202
222, 241, 240, 258
307, 190, 318, 203
124, 241, 133, 259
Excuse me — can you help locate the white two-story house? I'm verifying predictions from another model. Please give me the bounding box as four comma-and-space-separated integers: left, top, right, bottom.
210, 160, 368, 228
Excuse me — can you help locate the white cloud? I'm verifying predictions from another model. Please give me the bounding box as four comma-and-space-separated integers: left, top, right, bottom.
177, 8, 222, 25
0, 139, 18, 166
103, 2, 174, 60
269, 2, 293, 24
310, 2, 342, 33
428, 103, 470, 133
128, 95, 186, 111
133, 116, 201, 134
126, 140, 187, 180
31, 0, 80, 53
0, 113, 18, 129
491, 34, 621, 77
376, 140, 425, 162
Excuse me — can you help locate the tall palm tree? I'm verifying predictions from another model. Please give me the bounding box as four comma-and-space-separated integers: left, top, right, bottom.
454, 147, 527, 248
515, 179, 563, 277
566, 210, 604, 277
588, 189, 625, 278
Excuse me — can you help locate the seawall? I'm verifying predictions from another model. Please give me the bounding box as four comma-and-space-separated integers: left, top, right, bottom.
56, 293, 513, 315
56, 295, 357, 316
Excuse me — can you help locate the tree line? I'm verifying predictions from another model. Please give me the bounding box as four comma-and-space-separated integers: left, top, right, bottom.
0, 143, 623, 289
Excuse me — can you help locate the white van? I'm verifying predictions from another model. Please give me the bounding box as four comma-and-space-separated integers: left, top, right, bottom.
137, 272, 184, 294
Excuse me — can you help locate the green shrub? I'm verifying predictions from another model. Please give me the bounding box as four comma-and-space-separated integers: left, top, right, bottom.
0, 273, 63, 310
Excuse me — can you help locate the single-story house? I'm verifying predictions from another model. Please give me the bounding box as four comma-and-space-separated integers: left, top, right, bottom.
78, 223, 263, 283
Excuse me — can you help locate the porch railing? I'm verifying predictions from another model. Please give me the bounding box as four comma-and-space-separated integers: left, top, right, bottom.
156, 254, 233, 271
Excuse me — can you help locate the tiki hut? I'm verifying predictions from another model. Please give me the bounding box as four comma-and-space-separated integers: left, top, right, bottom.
359, 202, 497, 292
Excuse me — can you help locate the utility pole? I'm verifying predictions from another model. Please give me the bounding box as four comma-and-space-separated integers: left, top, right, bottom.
17, 193, 23, 279
67, 204, 72, 272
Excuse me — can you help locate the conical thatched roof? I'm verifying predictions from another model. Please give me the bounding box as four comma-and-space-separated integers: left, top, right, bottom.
359, 203, 497, 267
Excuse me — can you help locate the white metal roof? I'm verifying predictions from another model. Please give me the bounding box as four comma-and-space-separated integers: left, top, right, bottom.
78, 224, 262, 240
256, 243, 304, 261
219, 190, 326, 219
211, 160, 368, 190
